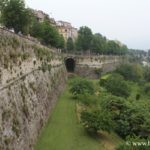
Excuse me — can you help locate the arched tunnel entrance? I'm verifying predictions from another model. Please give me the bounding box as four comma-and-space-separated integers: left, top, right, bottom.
65, 58, 75, 72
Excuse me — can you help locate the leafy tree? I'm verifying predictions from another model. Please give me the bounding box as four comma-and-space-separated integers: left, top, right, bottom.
116, 64, 143, 81
132, 64, 143, 80
81, 108, 114, 133
99, 92, 150, 139
29, 17, 43, 38
57, 34, 65, 49
0, 0, 5, 9
144, 67, 150, 82
1, 0, 32, 34
0, 0, 8, 12
100, 73, 130, 98
120, 44, 128, 55
103, 40, 128, 55
91, 33, 106, 54
67, 37, 74, 51
115, 101, 150, 138
40, 21, 59, 46
116, 64, 134, 80
30, 19, 64, 48
99, 94, 126, 116
143, 83, 150, 96
69, 78, 94, 98
106, 40, 120, 54
75, 26, 128, 54
76, 26, 93, 51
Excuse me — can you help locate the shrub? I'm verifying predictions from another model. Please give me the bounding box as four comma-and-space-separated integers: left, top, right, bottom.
115, 102, 150, 138
69, 78, 94, 98
144, 67, 150, 82
99, 94, 126, 114
94, 68, 103, 77
98, 93, 150, 139
116, 64, 143, 82
78, 92, 98, 106
144, 83, 150, 96
100, 73, 130, 98
81, 108, 113, 133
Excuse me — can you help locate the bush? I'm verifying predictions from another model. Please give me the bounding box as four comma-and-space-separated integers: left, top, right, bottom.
98, 93, 150, 139
99, 94, 126, 115
78, 92, 98, 106
144, 67, 150, 82
115, 101, 150, 138
81, 108, 113, 133
100, 73, 130, 98
94, 68, 103, 77
69, 78, 94, 98
116, 64, 143, 82
144, 83, 150, 96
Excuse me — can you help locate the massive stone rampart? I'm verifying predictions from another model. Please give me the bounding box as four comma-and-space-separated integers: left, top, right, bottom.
65, 54, 124, 78
0, 28, 67, 150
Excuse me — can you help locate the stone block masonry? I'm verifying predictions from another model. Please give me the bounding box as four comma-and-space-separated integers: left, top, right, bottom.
64, 54, 123, 79
0, 28, 67, 150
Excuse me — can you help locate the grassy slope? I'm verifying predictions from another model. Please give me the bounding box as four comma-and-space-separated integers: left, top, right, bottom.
35, 78, 123, 150
34, 85, 102, 150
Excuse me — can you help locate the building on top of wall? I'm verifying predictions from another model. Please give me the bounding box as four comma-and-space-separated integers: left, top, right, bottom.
31, 10, 78, 42
56, 21, 78, 42
33, 10, 47, 23
32, 9, 57, 26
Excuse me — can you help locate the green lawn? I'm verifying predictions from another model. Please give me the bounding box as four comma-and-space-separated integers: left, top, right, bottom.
34, 79, 123, 150
34, 84, 102, 150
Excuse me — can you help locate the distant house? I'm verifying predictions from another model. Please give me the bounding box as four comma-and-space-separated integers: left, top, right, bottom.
33, 10, 47, 23
31, 9, 78, 42
56, 21, 78, 42
32, 9, 57, 27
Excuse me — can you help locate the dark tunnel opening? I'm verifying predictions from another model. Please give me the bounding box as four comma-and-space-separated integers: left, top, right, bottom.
65, 58, 75, 72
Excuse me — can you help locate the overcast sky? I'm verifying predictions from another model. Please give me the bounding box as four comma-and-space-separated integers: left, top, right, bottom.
25, 0, 150, 50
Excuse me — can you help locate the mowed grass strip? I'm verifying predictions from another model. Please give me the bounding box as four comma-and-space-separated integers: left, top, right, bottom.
34, 85, 102, 150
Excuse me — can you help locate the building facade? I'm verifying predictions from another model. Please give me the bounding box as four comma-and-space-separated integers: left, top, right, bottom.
32, 10, 78, 42
32, 10, 57, 27
56, 21, 78, 42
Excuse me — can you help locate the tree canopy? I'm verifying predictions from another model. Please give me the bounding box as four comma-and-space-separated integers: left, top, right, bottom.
75, 26, 128, 55
76, 26, 93, 51
90, 33, 106, 54
0, 0, 32, 34
116, 64, 143, 82
100, 73, 130, 98
67, 37, 74, 51
81, 108, 113, 133
30, 19, 65, 48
